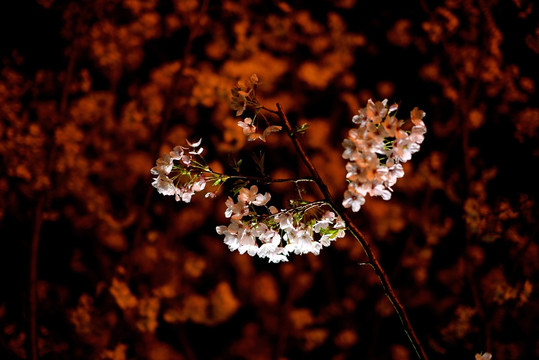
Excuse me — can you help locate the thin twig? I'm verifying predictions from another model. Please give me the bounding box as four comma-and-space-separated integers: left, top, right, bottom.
29, 196, 45, 360
28, 40, 80, 360
273, 103, 430, 360
224, 174, 315, 184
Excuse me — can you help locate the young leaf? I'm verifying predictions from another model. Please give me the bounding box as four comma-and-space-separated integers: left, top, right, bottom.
294, 122, 310, 135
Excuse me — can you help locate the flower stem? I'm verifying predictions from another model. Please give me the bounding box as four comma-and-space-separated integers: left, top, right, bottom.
27, 36, 81, 360
224, 174, 315, 184
274, 103, 429, 360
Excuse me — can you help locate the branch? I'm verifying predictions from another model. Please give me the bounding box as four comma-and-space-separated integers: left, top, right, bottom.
28, 37, 80, 360
222, 174, 315, 184
274, 103, 430, 360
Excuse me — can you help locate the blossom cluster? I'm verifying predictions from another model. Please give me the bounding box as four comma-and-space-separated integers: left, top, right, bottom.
216, 185, 346, 263
230, 73, 283, 143
150, 139, 214, 202
342, 99, 426, 212
230, 74, 259, 116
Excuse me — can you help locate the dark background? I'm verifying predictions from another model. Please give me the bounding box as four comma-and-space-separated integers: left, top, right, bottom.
1, 0, 538, 359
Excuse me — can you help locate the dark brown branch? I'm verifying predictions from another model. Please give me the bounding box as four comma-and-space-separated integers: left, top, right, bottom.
223, 174, 314, 184
28, 39, 80, 360
274, 103, 430, 360
29, 196, 45, 360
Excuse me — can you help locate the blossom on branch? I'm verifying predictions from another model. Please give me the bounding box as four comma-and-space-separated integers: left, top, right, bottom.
342, 99, 426, 212
232, 74, 282, 143
150, 138, 213, 203
237, 118, 259, 141
230, 75, 259, 116
216, 187, 346, 263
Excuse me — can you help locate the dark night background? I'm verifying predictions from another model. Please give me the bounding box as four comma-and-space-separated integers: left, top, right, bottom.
1, 0, 538, 359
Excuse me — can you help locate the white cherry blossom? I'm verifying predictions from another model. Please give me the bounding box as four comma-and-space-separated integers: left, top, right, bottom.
152, 174, 175, 196
150, 138, 215, 203
342, 99, 426, 211
343, 189, 365, 212
237, 117, 257, 137
151, 153, 173, 175
238, 185, 259, 204
215, 186, 348, 262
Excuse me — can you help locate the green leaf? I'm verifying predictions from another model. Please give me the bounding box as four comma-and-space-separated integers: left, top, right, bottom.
228, 156, 243, 173
295, 122, 310, 135
232, 179, 250, 195
289, 199, 309, 207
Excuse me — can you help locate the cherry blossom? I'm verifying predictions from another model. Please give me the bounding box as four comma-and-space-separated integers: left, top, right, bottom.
151, 153, 173, 175
342, 99, 426, 212
343, 188, 366, 212
215, 187, 347, 262
238, 185, 260, 203
475, 353, 492, 360
237, 118, 259, 140
152, 174, 176, 196
366, 98, 388, 125
237, 118, 282, 142
150, 139, 213, 203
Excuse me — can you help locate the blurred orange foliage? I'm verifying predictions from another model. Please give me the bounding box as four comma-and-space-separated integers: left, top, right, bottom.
0, 0, 537, 359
